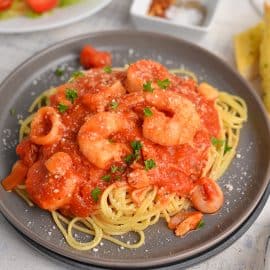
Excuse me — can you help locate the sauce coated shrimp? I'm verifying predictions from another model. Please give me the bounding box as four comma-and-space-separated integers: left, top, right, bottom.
198, 83, 219, 100
78, 112, 132, 169
126, 59, 169, 92
143, 89, 201, 146
82, 80, 126, 112
190, 177, 224, 214
30, 106, 64, 145
26, 152, 78, 211
128, 169, 151, 189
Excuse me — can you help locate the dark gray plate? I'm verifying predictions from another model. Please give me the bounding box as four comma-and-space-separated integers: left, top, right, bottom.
7, 181, 270, 269
0, 31, 270, 269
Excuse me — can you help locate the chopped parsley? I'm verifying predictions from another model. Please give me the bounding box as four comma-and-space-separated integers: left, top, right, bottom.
131, 140, 142, 161
143, 81, 154, 92
144, 159, 156, 171
9, 108, 16, 116
111, 101, 119, 110
224, 140, 232, 154
111, 165, 124, 174
55, 68, 64, 77
143, 107, 153, 117
131, 140, 142, 151
157, 78, 170, 89
66, 88, 78, 104
103, 66, 112, 74
71, 71, 85, 79
197, 220, 205, 229
211, 137, 224, 148
57, 103, 69, 113
124, 140, 143, 165
111, 165, 119, 173
91, 187, 101, 202
212, 137, 232, 154
124, 154, 134, 165
101, 175, 111, 182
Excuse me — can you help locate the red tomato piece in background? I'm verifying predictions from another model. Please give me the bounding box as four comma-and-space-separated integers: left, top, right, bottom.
0, 0, 13, 11
80, 45, 112, 69
26, 0, 58, 13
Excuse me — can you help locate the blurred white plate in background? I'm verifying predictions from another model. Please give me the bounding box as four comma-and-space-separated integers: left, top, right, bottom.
0, 0, 111, 33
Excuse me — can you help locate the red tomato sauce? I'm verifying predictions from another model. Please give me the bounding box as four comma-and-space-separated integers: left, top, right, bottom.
15, 65, 220, 218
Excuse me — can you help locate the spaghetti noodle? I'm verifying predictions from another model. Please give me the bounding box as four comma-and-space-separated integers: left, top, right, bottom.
2, 59, 247, 251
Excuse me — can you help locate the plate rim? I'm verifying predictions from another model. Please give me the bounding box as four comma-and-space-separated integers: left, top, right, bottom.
0, 30, 270, 268
0, 0, 112, 33
6, 182, 270, 270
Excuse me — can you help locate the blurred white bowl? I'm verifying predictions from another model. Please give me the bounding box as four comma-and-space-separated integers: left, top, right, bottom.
130, 0, 221, 41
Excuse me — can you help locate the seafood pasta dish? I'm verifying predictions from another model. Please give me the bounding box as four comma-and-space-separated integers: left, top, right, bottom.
1, 47, 247, 250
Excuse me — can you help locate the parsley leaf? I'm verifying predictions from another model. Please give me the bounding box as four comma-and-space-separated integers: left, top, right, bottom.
144, 159, 156, 171
110, 165, 125, 174
71, 71, 85, 79
211, 137, 224, 148
124, 154, 134, 165
101, 175, 111, 182
157, 78, 170, 89
224, 140, 232, 154
9, 108, 16, 116
91, 187, 101, 202
143, 107, 153, 117
111, 101, 119, 110
143, 81, 154, 92
57, 103, 69, 113
103, 66, 112, 74
55, 68, 64, 77
131, 140, 142, 161
66, 89, 78, 104
131, 140, 142, 151
111, 165, 119, 173
197, 220, 205, 229
124, 141, 143, 165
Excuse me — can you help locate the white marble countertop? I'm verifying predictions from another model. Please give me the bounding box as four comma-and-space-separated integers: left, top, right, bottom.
0, 0, 269, 269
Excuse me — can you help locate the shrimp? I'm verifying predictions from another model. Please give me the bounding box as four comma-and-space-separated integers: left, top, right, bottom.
52, 83, 73, 107
44, 151, 73, 176
126, 59, 169, 92
190, 177, 224, 214
168, 211, 203, 237
78, 112, 132, 169
82, 80, 126, 112
128, 169, 151, 189
198, 83, 219, 100
143, 89, 201, 146
26, 152, 78, 211
30, 106, 64, 145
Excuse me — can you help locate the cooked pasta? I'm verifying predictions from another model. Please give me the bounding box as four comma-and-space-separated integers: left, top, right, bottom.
2, 57, 247, 251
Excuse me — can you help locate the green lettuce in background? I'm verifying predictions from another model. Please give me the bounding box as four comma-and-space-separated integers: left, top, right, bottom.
0, 0, 82, 20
